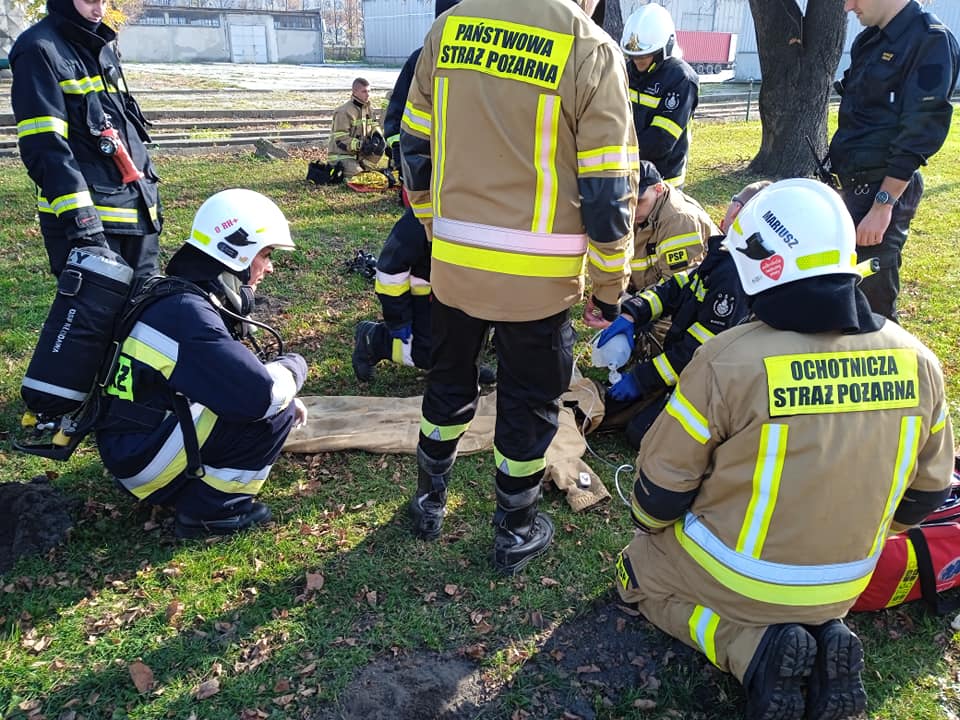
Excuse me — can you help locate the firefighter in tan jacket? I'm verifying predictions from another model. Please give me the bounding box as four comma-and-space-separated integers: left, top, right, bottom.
617, 179, 954, 720
327, 77, 385, 179
630, 160, 717, 291
400, 0, 637, 574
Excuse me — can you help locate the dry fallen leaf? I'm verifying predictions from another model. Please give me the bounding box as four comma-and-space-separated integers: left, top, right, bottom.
576, 664, 601, 674
165, 600, 185, 626
195, 678, 221, 700
305, 573, 325, 592
540, 576, 560, 587
444, 584, 459, 596
633, 698, 657, 710
273, 679, 291, 693
128, 661, 154, 693
273, 693, 295, 707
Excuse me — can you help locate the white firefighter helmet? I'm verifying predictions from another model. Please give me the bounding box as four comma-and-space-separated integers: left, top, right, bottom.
724, 178, 858, 296
621, 4, 678, 57
187, 189, 295, 273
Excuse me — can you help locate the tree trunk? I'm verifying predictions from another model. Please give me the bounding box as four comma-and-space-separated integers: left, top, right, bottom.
746, 0, 846, 178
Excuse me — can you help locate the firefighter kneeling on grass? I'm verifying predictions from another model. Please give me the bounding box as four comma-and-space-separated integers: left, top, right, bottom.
96, 190, 308, 539
615, 179, 955, 720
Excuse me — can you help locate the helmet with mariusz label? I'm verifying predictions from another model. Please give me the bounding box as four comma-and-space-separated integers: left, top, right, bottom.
187, 189, 295, 272
724, 178, 858, 295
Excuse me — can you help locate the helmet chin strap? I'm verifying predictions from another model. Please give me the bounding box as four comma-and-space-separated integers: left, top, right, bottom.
218, 271, 255, 317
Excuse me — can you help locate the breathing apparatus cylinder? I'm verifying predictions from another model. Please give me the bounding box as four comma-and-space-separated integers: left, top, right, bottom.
21, 245, 134, 418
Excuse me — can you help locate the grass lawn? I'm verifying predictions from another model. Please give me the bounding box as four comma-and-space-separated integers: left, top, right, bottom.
0, 117, 959, 720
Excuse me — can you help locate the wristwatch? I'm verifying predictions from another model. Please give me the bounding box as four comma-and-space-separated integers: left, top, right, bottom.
874, 189, 895, 205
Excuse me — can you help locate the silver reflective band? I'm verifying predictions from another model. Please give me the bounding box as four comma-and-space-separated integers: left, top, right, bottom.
21, 376, 89, 402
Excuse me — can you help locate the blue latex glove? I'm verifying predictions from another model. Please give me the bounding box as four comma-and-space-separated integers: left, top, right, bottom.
608, 371, 642, 402
389, 324, 412, 342
597, 315, 635, 350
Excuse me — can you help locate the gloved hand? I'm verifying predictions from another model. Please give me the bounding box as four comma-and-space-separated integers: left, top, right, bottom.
389, 324, 412, 342
361, 132, 386, 156
76, 231, 109, 248
583, 295, 617, 329
597, 315, 635, 350
349, 137, 361, 152
608, 371, 642, 402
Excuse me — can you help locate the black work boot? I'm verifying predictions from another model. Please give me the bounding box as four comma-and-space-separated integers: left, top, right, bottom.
744, 624, 817, 720
492, 484, 555, 575
175, 501, 272, 539
478, 364, 496, 385
805, 620, 867, 720
409, 448, 454, 540
352, 320, 381, 382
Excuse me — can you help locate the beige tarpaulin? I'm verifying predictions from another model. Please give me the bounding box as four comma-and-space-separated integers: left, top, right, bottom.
284, 389, 611, 511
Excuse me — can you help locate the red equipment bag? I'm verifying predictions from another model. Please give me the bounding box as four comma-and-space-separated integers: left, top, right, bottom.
852, 457, 960, 614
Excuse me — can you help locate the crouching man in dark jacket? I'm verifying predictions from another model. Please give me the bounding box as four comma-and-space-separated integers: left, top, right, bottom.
96, 189, 308, 538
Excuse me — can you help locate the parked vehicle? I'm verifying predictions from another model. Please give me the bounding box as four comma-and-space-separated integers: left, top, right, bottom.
675, 30, 737, 75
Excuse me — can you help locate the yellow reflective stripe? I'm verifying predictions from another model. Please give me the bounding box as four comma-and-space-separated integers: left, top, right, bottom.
17, 116, 69, 139
931, 406, 947, 434
653, 353, 679, 386
44, 191, 94, 216
870, 416, 921, 556
386, 133, 400, 146
532, 94, 561, 233
410, 283, 432, 296
127, 408, 218, 499
96, 205, 138, 224
651, 115, 683, 139
433, 237, 585, 278
375, 278, 411, 297
122, 341, 176, 380
664, 173, 685, 188
148, 204, 159, 222
736, 424, 788, 558
885, 537, 919, 607
200, 465, 270, 497
631, 495, 675, 529
639, 289, 662, 320
391, 337, 414, 366
411, 200, 433, 219
796, 250, 841, 271
59, 75, 105, 94
687, 322, 715, 345
576, 144, 637, 174
666, 387, 709, 444
420, 416, 469, 442
672, 271, 690, 288
674, 521, 873, 606
330, 131, 350, 139
402, 101, 432, 136
630, 255, 655, 271
587, 242, 627, 272
688, 606, 720, 666
432, 76, 449, 218
658, 232, 702, 254
494, 447, 546, 478
630, 89, 660, 108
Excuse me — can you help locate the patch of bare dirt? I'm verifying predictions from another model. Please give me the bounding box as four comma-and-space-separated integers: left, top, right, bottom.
311, 597, 737, 720
0, 476, 78, 574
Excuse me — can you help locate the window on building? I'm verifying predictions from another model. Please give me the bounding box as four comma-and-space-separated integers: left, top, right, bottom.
168, 12, 220, 27
274, 15, 320, 30
133, 11, 166, 25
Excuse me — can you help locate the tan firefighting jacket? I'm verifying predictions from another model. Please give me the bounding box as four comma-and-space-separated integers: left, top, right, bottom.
401, 0, 638, 322
328, 96, 380, 163
620, 319, 955, 625
631, 184, 717, 290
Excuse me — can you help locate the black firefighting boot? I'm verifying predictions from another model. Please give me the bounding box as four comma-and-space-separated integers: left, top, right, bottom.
352, 321, 389, 382
743, 624, 817, 720
409, 448, 454, 541
175, 501, 272, 539
804, 620, 866, 720
491, 482, 555, 575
